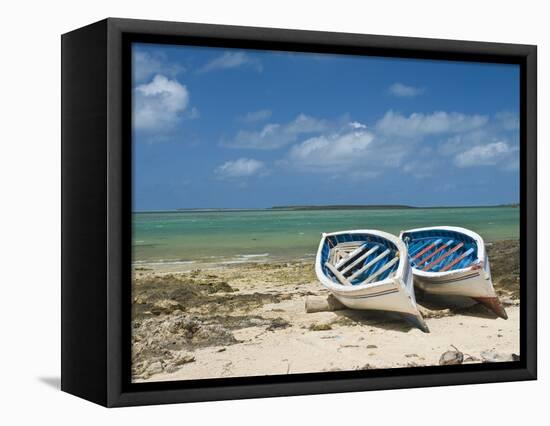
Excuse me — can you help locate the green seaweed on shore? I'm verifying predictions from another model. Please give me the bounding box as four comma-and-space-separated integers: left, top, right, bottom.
487, 240, 520, 299
132, 271, 283, 320
309, 323, 332, 331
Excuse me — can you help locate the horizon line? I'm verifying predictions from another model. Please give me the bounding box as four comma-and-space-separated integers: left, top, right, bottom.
132, 202, 520, 214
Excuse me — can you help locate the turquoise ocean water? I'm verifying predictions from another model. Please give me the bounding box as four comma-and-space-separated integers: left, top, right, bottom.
133, 207, 519, 266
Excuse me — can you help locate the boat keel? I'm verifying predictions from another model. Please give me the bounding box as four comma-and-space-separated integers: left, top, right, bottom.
473, 296, 508, 319
402, 312, 430, 333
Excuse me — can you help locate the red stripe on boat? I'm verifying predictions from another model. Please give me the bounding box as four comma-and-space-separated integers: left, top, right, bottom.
422, 242, 464, 271
416, 242, 450, 265
412, 241, 439, 260
440, 248, 473, 272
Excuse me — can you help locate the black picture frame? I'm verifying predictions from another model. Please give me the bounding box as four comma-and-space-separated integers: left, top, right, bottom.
61, 17, 537, 407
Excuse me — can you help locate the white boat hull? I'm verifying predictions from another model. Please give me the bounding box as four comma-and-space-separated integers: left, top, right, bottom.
400, 226, 507, 319
413, 264, 493, 298
315, 230, 429, 332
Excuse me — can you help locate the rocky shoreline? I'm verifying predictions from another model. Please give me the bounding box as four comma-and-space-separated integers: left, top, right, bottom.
132, 240, 520, 382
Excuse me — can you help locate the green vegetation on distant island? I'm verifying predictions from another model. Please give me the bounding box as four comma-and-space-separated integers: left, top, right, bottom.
270, 203, 519, 211
157, 203, 519, 214
270, 205, 415, 210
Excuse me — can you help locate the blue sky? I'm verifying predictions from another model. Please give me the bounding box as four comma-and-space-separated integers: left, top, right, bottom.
132, 43, 520, 211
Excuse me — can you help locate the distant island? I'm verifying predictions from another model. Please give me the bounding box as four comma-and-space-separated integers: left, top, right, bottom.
145, 203, 520, 214
270, 204, 414, 210
271, 203, 520, 211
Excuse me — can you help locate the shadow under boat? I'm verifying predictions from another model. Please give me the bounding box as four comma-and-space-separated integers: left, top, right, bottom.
416, 290, 504, 320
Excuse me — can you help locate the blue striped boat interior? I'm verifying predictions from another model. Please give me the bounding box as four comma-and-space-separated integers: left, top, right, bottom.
401, 229, 478, 272
321, 233, 399, 285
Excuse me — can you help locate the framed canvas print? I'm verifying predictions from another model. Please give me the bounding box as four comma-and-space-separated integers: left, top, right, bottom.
61, 18, 537, 407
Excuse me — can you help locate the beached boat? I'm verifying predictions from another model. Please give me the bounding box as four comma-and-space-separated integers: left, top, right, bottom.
315, 230, 429, 332
399, 226, 507, 319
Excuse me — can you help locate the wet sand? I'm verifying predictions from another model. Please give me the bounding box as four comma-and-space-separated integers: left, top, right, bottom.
131, 240, 520, 382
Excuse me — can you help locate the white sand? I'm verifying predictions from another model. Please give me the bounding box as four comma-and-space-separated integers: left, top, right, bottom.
144, 294, 519, 382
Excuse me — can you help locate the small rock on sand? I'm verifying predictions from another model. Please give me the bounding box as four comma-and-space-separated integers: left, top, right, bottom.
439, 346, 464, 365
147, 361, 164, 375
500, 297, 520, 307
480, 350, 520, 363
150, 299, 182, 315
173, 352, 195, 366
419, 306, 452, 319
309, 323, 332, 331
463, 355, 481, 363
266, 317, 290, 331
356, 363, 373, 370
165, 365, 180, 374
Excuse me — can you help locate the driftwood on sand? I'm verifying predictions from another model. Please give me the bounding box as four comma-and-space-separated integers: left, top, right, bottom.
305, 294, 346, 313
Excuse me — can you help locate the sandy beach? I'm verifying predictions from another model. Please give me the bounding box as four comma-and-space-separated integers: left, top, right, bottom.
131, 240, 520, 382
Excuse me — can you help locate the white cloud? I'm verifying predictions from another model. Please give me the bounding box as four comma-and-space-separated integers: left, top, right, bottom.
225, 114, 329, 149
389, 83, 424, 97
454, 142, 516, 167
376, 111, 488, 137
285, 114, 329, 134
239, 109, 272, 123
216, 107, 517, 180
283, 125, 408, 176
287, 130, 375, 172
188, 107, 200, 119
276, 109, 518, 178
133, 75, 189, 131
437, 130, 490, 156
133, 51, 185, 83
214, 158, 266, 179
436, 112, 519, 169
199, 51, 261, 73
349, 121, 367, 129
495, 111, 520, 130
